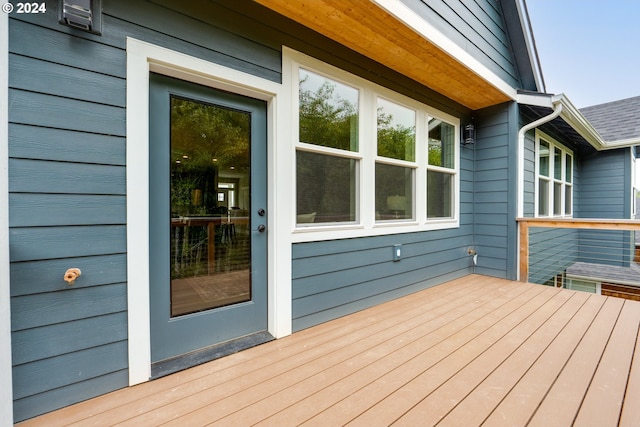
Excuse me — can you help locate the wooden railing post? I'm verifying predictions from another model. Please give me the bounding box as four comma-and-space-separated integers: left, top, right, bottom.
519, 220, 529, 282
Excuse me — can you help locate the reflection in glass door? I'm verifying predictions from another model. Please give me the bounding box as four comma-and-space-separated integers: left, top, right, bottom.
169, 96, 251, 317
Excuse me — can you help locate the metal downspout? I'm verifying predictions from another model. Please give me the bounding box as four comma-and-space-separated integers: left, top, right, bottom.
517, 101, 563, 217
516, 101, 563, 281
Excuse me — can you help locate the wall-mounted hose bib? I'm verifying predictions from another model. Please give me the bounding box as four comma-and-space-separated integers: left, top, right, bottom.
63, 268, 82, 285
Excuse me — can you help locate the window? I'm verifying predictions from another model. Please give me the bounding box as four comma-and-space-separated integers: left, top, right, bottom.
297, 69, 359, 224
536, 133, 573, 217
376, 98, 415, 221
290, 51, 459, 238
427, 119, 456, 218
565, 277, 601, 294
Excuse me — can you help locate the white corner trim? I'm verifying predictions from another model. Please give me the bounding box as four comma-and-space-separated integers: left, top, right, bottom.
125, 37, 291, 385
372, 0, 517, 101
0, 11, 14, 426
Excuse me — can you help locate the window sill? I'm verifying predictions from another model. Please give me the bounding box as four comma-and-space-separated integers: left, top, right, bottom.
291, 219, 459, 243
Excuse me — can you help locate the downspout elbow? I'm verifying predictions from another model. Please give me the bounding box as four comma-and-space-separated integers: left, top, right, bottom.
518, 102, 563, 142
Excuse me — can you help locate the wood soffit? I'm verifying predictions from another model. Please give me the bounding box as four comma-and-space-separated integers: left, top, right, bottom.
255, 0, 512, 110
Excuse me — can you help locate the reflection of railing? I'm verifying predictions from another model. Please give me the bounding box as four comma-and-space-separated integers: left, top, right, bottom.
171, 216, 249, 275
518, 218, 640, 298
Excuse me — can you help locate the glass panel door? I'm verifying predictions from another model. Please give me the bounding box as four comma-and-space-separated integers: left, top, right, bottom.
169, 96, 251, 316
149, 73, 269, 368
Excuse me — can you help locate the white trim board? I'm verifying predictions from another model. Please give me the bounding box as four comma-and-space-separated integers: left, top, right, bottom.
1, 11, 14, 426
125, 38, 291, 385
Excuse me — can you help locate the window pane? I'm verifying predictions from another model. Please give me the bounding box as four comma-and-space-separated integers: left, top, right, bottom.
554, 182, 562, 216
428, 119, 455, 169
554, 148, 562, 180
538, 178, 549, 216
299, 69, 359, 151
377, 98, 415, 161
566, 155, 573, 183
297, 151, 357, 224
375, 163, 413, 220
427, 170, 453, 218
565, 185, 572, 215
539, 140, 550, 177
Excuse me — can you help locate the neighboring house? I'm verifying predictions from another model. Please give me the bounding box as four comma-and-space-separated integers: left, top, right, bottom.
1, 0, 638, 422
581, 96, 640, 219
559, 97, 640, 297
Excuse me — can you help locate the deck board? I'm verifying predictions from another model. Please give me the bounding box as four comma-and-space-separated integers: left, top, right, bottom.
17, 274, 640, 427
528, 297, 625, 427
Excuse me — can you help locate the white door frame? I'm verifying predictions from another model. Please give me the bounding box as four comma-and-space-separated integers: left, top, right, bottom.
126, 38, 292, 385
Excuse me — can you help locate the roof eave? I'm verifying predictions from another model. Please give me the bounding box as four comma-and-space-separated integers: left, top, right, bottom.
517, 92, 637, 151
255, 0, 516, 110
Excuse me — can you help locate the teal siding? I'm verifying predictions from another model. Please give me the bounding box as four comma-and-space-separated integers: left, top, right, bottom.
472, 102, 518, 279
578, 150, 631, 219
400, 0, 519, 88
291, 230, 474, 331
7, 0, 525, 421
523, 131, 536, 217
8, 0, 280, 421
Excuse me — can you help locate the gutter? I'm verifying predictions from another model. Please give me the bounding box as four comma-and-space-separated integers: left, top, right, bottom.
518, 92, 633, 152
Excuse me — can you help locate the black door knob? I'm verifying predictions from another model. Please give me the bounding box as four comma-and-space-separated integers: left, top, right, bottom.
258, 208, 266, 216
257, 224, 266, 232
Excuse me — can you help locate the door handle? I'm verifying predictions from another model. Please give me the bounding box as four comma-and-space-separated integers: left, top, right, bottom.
257, 208, 266, 216
257, 224, 266, 232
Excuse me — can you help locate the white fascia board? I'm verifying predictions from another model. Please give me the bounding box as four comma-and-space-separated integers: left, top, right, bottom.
372, 0, 517, 101
515, 0, 546, 92
516, 92, 554, 108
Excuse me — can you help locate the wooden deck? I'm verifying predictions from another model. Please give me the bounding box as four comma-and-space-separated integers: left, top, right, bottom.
18, 274, 640, 426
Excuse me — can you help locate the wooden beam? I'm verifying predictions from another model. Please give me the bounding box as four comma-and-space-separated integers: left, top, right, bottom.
516, 218, 640, 231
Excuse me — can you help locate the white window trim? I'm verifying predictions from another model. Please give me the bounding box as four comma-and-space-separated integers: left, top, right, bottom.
126, 38, 291, 385
284, 48, 460, 243
535, 131, 573, 218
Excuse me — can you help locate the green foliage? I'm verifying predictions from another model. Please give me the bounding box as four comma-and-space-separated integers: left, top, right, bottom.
428, 142, 443, 166
377, 110, 415, 161
299, 78, 358, 151
170, 97, 250, 216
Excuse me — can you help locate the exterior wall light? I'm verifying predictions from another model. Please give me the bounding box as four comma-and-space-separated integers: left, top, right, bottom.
462, 123, 475, 145
59, 0, 102, 35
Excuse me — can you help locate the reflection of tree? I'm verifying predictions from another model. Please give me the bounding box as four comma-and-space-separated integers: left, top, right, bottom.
169, 97, 252, 279
299, 78, 357, 150
428, 142, 442, 166
298, 80, 419, 221
298, 79, 358, 221
170, 97, 250, 216
377, 111, 415, 161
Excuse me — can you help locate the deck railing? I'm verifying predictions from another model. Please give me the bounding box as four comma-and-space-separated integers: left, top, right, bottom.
517, 218, 640, 298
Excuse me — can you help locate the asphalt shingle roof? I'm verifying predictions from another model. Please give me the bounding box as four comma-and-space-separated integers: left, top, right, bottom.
580, 96, 640, 142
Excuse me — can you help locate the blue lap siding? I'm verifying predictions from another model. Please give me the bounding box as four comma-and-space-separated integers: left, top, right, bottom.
8, 0, 524, 421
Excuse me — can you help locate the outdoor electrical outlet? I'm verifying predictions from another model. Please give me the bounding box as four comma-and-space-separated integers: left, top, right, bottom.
393, 244, 402, 261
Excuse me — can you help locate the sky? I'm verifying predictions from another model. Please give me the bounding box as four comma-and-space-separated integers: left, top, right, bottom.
526, 0, 640, 108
